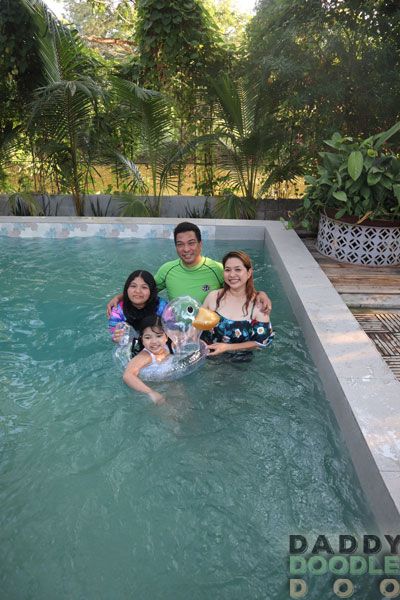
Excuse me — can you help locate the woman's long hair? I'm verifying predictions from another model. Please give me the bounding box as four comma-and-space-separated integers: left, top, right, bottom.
216, 251, 257, 316
122, 270, 158, 329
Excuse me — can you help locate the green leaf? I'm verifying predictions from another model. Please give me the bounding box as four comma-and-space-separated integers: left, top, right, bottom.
322, 152, 342, 170
360, 186, 371, 201
348, 151, 363, 181
374, 121, 400, 150
367, 172, 382, 186
324, 140, 342, 150
304, 175, 316, 184
381, 176, 393, 190
393, 185, 400, 201
332, 191, 348, 203
335, 208, 347, 219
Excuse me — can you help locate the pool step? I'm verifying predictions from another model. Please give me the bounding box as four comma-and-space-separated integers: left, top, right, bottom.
341, 293, 400, 309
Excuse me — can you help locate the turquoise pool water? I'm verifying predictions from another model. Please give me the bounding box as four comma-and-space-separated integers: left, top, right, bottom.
0, 237, 376, 599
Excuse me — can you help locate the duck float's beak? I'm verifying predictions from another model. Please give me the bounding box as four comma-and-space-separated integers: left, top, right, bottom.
192, 307, 220, 331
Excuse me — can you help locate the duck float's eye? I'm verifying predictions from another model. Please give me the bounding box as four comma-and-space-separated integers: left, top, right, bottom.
187, 305, 194, 314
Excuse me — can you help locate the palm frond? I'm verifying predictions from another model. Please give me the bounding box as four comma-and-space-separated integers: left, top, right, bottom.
107, 152, 148, 195
118, 193, 150, 217
214, 193, 257, 219
7, 192, 43, 216
211, 74, 244, 137
110, 76, 160, 105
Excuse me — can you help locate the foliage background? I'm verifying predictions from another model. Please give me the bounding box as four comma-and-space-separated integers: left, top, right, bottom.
1, 0, 399, 214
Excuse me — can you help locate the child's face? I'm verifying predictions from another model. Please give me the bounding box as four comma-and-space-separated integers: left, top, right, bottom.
127, 276, 151, 308
141, 326, 167, 354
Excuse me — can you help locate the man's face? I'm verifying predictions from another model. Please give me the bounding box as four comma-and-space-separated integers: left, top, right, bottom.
175, 231, 202, 266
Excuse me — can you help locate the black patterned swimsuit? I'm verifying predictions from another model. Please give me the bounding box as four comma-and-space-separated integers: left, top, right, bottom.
210, 302, 274, 348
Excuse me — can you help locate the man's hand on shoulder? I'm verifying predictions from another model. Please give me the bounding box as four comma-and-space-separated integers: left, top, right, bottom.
255, 291, 272, 316
106, 293, 123, 317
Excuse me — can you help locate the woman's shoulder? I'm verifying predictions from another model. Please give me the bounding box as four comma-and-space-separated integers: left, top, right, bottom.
203, 288, 221, 308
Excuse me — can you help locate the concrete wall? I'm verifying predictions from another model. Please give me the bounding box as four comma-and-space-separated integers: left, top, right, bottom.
0, 194, 301, 220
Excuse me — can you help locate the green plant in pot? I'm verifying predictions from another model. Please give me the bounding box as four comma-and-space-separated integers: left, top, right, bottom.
293, 122, 400, 265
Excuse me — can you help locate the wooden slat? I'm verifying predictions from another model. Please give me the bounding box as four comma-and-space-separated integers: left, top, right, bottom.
377, 313, 400, 332
302, 237, 400, 380
333, 285, 399, 294
302, 236, 400, 307
342, 294, 400, 308
352, 314, 388, 332
383, 357, 400, 380
368, 333, 400, 356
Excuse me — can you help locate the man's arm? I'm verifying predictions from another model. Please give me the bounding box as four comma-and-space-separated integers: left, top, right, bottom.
153, 264, 166, 293
106, 293, 123, 317
255, 291, 272, 316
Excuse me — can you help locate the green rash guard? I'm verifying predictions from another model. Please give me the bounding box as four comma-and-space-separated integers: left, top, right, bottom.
154, 257, 224, 303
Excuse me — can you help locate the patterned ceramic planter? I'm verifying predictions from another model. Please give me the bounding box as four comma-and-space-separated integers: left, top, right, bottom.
317, 212, 400, 266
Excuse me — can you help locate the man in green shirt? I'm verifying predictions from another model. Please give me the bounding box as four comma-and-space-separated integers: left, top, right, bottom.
154, 226, 224, 302
106, 222, 271, 312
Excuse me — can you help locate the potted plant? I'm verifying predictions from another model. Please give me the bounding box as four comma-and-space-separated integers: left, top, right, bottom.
293, 123, 400, 265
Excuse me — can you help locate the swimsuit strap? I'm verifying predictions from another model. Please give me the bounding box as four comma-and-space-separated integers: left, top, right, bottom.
142, 348, 157, 364
249, 300, 256, 319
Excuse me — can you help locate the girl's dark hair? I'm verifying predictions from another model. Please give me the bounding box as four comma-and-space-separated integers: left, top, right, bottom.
122, 270, 158, 329
137, 315, 173, 353
138, 315, 164, 336
216, 251, 257, 316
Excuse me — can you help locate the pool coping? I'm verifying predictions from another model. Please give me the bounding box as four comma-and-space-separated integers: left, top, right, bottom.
2, 216, 400, 530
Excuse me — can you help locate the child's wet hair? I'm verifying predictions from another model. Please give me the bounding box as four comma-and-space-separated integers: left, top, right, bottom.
138, 315, 164, 336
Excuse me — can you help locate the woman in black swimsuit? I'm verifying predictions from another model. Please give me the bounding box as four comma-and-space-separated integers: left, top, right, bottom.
202, 251, 273, 357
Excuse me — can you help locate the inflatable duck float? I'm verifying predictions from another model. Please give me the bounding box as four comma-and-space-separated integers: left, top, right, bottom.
114, 296, 219, 381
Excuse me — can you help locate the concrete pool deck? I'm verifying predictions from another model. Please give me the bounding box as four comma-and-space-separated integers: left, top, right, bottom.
1, 215, 400, 531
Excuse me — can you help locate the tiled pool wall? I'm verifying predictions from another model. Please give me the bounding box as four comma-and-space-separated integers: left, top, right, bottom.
2, 216, 400, 531
0, 217, 265, 240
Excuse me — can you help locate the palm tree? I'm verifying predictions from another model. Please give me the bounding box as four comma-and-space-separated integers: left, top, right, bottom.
107, 77, 180, 216
21, 0, 104, 215
166, 73, 303, 218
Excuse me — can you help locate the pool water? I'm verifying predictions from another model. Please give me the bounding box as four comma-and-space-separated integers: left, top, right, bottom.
0, 237, 376, 599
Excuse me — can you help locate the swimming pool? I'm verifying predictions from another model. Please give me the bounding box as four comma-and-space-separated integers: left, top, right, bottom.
0, 234, 378, 599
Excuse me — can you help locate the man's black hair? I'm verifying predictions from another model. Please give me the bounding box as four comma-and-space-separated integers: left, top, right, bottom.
173, 221, 201, 243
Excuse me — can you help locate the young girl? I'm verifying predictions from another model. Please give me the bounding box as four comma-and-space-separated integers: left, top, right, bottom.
202, 250, 273, 357
123, 316, 171, 405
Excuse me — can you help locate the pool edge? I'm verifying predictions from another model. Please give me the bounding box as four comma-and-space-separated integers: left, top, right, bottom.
264, 220, 400, 532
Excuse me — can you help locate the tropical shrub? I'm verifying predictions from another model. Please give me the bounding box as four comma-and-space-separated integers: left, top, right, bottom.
293, 122, 400, 229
